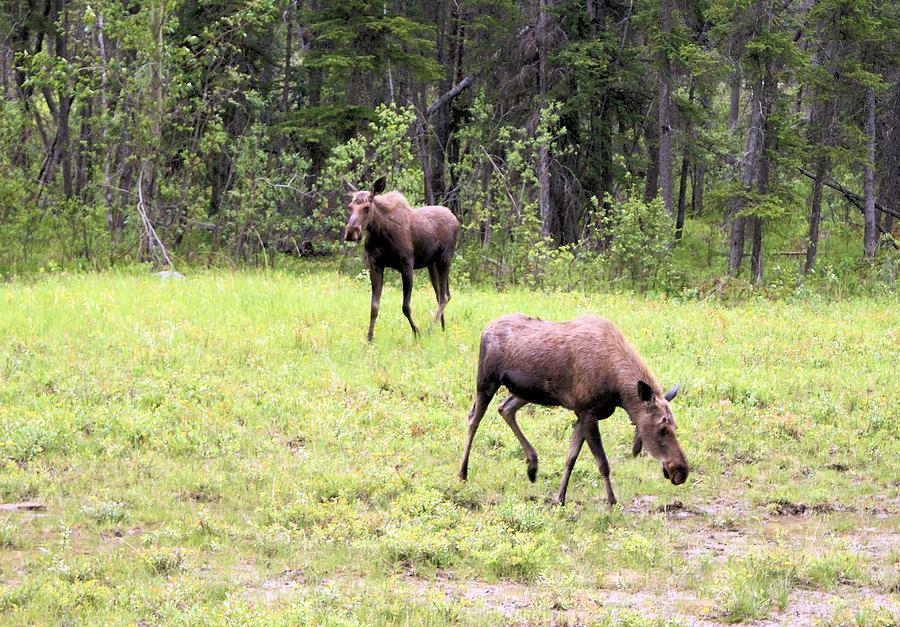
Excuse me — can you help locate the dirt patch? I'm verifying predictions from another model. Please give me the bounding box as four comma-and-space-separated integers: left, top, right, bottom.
254, 569, 307, 604
415, 577, 900, 625
684, 528, 750, 562
693, 497, 753, 519
752, 588, 899, 626
652, 499, 705, 519
627, 495, 704, 518
402, 573, 720, 625
177, 490, 221, 503
846, 529, 900, 561
766, 499, 853, 516
419, 576, 536, 617
239, 565, 899, 625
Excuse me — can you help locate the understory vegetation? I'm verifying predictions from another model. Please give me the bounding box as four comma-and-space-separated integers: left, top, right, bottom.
0, 269, 897, 624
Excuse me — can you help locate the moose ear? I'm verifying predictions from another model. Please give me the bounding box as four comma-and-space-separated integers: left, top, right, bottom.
664, 383, 680, 402
637, 380, 653, 403
372, 176, 386, 195
345, 179, 358, 193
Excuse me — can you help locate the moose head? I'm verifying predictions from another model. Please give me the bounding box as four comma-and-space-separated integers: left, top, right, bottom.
632, 382, 688, 485
343, 176, 386, 242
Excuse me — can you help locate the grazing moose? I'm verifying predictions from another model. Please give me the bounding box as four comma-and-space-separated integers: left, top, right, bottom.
458, 314, 688, 508
343, 177, 460, 341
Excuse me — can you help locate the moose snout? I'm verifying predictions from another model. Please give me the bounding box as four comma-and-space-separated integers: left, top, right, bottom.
343, 227, 360, 242
663, 464, 688, 486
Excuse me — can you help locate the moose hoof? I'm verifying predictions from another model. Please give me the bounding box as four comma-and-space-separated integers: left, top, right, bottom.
527, 465, 537, 483
550, 495, 565, 507
457, 470, 468, 482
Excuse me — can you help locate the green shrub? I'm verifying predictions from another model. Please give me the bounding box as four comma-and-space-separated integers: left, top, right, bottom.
598, 186, 675, 292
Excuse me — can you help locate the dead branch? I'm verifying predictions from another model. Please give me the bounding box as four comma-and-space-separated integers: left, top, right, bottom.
480, 146, 519, 216
426, 75, 474, 116
797, 167, 900, 220
136, 163, 175, 269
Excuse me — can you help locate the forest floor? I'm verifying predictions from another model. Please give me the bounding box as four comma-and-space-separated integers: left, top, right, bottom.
0, 269, 898, 625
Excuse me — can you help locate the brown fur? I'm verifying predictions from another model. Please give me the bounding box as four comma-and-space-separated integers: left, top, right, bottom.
458, 314, 689, 508
343, 178, 460, 341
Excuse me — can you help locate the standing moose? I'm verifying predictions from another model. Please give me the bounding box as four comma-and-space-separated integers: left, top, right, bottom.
458, 314, 689, 508
343, 177, 460, 341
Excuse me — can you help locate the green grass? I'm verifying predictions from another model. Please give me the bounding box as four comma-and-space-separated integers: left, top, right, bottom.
0, 267, 898, 624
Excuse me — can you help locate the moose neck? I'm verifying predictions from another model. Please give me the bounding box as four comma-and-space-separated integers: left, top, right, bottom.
618, 380, 660, 428
366, 194, 411, 240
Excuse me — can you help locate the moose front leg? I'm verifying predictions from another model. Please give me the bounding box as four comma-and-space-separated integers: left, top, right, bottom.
367, 263, 384, 342
584, 417, 617, 508
552, 420, 584, 506
458, 381, 499, 481
400, 262, 419, 337
498, 395, 537, 482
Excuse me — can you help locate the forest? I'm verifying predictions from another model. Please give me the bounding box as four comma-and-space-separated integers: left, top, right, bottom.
1, 0, 898, 291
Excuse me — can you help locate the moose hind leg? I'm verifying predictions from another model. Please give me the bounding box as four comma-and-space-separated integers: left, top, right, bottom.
584, 417, 617, 508
400, 263, 419, 337
498, 395, 538, 482
459, 382, 499, 481
428, 264, 445, 329
435, 260, 451, 330
553, 421, 584, 506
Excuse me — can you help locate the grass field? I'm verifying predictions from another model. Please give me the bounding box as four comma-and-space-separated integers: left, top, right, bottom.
0, 268, 898, 625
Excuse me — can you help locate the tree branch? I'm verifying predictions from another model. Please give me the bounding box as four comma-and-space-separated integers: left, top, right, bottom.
426, 75, 474, 116
797, 167, 900, 220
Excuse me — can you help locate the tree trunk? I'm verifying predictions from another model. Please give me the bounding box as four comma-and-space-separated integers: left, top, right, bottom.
675, 154, 688, 240
150, 0, 164, 148
729, 73, 765, 276
675, 80, 695, 240
878, 85, 900, 238
445, 13, 465, 215
96, 12, 118, 234
428, 0, 458, 206
643, 103, 659, 203
658, 0, 673, 215
749, 218, 763, 283
804, 154, 829, 273
281, 0, 295, 113
691, 163, 704, 216
691, 87, 710, 217
804, 9, 841, 273
863, 83, 877, 258
537, 0, 552, 237
751, 119, 770, 285
804, 92, 836, 274
729, 68, 741, 131
415, 109, 434, 205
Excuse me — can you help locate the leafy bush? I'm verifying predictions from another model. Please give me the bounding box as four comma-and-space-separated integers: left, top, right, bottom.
598, 187, 675, 292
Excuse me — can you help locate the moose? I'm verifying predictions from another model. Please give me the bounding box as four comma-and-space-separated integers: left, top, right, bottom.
458, 314, 688, 508
343, 177, 460, 341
